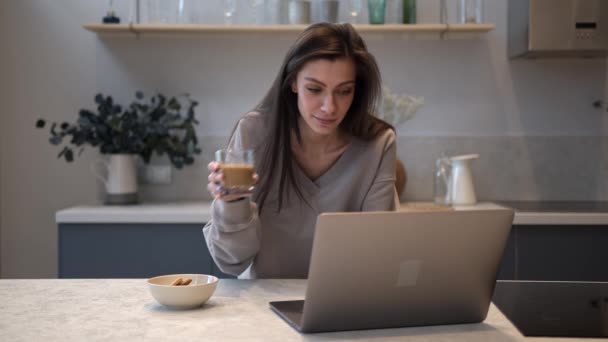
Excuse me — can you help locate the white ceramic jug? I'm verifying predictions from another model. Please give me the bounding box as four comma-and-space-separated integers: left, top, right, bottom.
449, 154, 479, 205
91, 154, 138, 204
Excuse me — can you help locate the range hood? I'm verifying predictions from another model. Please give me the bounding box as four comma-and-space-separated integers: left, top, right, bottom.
508, 0, 608, 58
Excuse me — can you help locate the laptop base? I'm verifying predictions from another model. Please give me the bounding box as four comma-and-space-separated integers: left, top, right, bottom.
269, 300, 305, 332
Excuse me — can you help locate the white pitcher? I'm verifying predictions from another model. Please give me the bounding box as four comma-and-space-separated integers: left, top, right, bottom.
449, 154, 479, 205
91, 154, 138, 204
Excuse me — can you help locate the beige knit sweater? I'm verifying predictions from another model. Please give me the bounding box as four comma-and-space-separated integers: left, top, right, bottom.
203, 112, 398, 278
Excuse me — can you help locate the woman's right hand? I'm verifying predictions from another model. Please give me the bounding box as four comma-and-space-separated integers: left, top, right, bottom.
207, 161, 258, 202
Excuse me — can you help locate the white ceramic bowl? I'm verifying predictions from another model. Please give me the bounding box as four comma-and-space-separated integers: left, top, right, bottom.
147, 274, 218, 309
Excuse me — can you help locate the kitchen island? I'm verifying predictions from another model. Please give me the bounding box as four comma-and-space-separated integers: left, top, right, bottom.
0, 278, 600, 341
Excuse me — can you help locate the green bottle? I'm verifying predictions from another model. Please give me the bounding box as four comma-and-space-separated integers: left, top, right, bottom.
403, 0, 416, 24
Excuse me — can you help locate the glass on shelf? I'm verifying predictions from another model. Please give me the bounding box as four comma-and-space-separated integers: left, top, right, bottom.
264, 0, 281, 25
368, 0, 386, 25
385, 0, 402, 24
182, 0, 204, 24
348, 0, 363, 24
177, 0, 186, 24
223, 0, 237, 25
249, 0, 265, 25
458, 0, 483, 24
318, 0, 339, 23
288, 0, 311, 25
144, 0, 179, 24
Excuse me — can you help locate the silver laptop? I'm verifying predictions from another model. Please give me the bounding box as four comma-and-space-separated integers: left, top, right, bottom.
269, 208, 514, 333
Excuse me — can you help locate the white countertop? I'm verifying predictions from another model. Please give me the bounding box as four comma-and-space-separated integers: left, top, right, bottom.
0, 278, 595, 342
56, 202, 214, 224
55, 201, 608, 225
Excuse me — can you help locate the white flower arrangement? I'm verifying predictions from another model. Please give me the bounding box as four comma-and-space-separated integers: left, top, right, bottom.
378, 86, 424, 127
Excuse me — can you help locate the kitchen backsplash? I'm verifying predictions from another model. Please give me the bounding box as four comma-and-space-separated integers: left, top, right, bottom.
136, 135, 608, 203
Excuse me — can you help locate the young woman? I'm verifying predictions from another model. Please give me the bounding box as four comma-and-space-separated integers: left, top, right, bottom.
203, 23, 398, 279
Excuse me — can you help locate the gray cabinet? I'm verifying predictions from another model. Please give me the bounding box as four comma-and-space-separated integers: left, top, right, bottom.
496, 225, 608, 281
496, 228, 516, 280
58, 223, 234, 279
515, 225, 608, 281
60, 222, 607, 281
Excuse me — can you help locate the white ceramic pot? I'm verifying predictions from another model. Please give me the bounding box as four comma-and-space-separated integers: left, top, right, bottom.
91, 154, 138, 204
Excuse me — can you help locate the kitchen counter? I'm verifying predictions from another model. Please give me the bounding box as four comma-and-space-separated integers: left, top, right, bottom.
498, 201, 608, 212
0, 278, 600, 341
56, 202, 214, 224
55, 201, 608, 225
497, 201, 608, 225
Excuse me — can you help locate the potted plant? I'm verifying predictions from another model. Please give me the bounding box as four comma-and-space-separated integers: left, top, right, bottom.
36, 91, 201, 204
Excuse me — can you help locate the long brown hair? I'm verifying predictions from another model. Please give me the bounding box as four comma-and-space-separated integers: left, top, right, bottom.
240, 23, 392, 213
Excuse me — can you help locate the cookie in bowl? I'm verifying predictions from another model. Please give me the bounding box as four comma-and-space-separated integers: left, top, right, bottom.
147, 274, 218, 309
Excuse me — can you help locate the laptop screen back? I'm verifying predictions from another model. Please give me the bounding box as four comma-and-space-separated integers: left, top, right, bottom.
299, 209, 514, 333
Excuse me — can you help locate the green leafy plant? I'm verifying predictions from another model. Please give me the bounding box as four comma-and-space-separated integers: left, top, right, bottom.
36, 91, 201, 169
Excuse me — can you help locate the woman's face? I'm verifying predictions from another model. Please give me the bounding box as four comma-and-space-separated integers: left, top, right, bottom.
292, 57, 356, 137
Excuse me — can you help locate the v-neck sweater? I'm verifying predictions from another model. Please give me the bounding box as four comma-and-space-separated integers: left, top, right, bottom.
203, 112, 398, 278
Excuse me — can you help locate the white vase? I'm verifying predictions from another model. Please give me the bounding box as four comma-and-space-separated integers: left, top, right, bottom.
91, 154, 138, 205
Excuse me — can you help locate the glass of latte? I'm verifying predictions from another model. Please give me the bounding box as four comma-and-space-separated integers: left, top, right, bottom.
215, 149, 255, 196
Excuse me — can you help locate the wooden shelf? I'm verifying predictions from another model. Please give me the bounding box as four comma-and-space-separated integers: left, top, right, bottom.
83, 23, 495, 35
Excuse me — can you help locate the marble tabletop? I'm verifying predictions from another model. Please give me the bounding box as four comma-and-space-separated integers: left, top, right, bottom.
0, 279, 603, 341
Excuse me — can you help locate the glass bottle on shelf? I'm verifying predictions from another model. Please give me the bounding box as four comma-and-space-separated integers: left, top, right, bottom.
402, 0, 416, 24
434, 156, 451, 206
458, 0, 483, 24
103, 0, 121, 24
